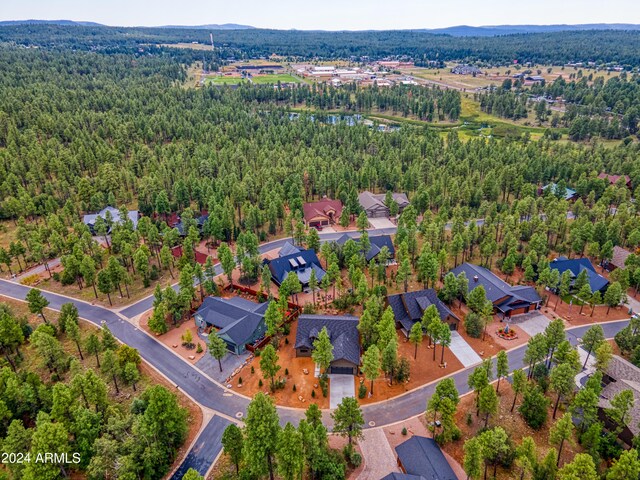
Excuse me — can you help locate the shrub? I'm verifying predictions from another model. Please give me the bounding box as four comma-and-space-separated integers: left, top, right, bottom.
254, 349, 261, 357
532, 363, 549, 393
401, 427, 407, 436
149, 265, 159, 280
464, 312, 483, 338
395, 357, 410, 383
196, 343, 203, 354
319, 376, 329, 397
343, 443, 362, 468
358, 383, 367, 399
302, 303, 317, 314
466, 413, 473, 426
258, 379, 263, 388
251, 366, 255, 374
519, 386, 549, 429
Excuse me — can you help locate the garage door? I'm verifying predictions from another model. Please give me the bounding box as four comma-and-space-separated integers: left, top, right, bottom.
330, 366, 354, 375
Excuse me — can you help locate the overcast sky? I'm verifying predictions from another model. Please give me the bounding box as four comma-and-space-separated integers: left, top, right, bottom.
3, 0, 640, 29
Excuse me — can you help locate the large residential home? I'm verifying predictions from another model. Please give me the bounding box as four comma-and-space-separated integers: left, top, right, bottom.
193, 296, 269, 355
386, 436, 457, 480
598, 173, 632, 189
387, 289, 460, 334
605, 246, 632, 272
598, 355, 640, 445
303, 198, 343, 228
451, 263, 542, 318
334, 233, 396, 262
358, 191, 410, 218
550, 257, 609, 293
265, 246, 326, 289
295, 314, 360, 375
170, 245, 209, 265
83, 206, 139, 234
175, 212, 209, 237
539, 183, 578, 201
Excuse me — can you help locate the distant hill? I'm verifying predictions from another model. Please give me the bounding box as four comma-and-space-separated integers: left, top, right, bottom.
0, 19, 104, 27
422, 24, 640, 36
160, 24, 254, 30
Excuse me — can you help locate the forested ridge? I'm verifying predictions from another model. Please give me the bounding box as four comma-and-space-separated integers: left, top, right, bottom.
1, 25, 640, 66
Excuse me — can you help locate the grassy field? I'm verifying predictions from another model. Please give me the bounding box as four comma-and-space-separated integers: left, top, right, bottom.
403, 62, 623, 91
249, 73, 302, 84
205, 76, 248, 85
205, 73, 302, 85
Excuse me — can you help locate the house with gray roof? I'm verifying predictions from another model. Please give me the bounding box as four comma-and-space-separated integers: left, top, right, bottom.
83, 206, 139, 234
264, 247, 326, 289
550, 257, 609, 293
334, 233, 396, 262
387, 289, 459, 335
393, 436, 457, 480
194, 296, 269, 355
450, 263, 542, 318
295, 314, 360, 375
382, 474, 426, 480
598, 355, 640, 445
358, 191, 409, 218
540, 183, 578, 201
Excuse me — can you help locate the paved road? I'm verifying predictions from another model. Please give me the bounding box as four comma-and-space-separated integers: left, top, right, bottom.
119, 227, 400, 319
170, 415, 231, 479
0, 279, 629, 477
360, 319, 629, 426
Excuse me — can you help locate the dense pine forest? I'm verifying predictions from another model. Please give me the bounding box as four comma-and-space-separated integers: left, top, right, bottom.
1, 25, 640, 66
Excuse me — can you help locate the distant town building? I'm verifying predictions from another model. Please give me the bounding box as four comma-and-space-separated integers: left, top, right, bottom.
451, 64, 482, 75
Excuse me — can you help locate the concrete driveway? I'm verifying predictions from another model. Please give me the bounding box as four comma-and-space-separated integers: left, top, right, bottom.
367, 217, 396, 229
449, 331, 482, 367
328, 374, 356, 409
510, 312, 550, 337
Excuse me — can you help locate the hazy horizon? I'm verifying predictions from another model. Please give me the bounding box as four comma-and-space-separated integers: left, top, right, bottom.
3, 0, 640, 30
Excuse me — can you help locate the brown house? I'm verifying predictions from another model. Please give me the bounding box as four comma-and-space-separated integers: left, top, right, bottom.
302, 198, 343, 228
605, 245, 632, 272
598, 173, 632, 189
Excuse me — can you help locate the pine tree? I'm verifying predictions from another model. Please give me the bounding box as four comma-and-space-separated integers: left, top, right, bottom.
362, 345, 381, 395
331, 397, 364, 445
208, 330, 228, 372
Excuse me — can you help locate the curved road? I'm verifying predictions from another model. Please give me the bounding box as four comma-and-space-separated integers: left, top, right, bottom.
0, 222, 624, 478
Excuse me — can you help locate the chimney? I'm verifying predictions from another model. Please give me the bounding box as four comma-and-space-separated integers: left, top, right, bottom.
473, 275, 479, 283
